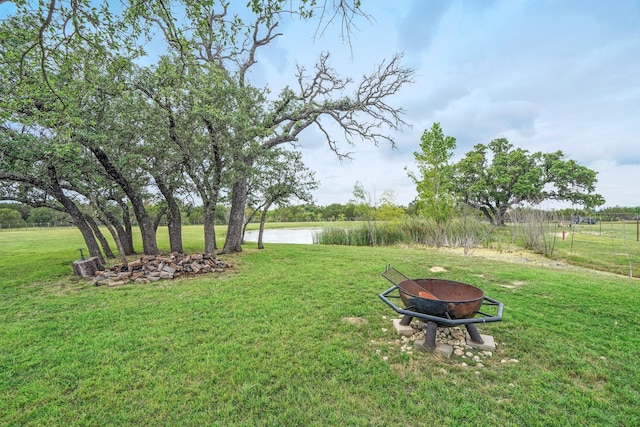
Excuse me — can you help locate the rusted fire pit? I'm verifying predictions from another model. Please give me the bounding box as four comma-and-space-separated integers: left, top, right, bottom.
380, 266, 503, 349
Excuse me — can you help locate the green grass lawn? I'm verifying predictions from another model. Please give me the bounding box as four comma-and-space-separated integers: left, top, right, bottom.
1, 226, 639, 426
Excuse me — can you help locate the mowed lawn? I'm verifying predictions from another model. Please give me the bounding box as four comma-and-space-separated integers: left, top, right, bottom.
0, 226, 639, 426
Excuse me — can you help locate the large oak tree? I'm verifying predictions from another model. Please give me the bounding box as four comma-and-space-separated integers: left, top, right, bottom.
450, 138, 604, 226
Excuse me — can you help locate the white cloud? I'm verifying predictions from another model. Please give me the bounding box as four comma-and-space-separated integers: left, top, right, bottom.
275, 0, 639, 208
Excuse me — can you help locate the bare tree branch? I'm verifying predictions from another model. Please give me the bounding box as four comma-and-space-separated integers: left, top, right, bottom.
262, 52, 414, 158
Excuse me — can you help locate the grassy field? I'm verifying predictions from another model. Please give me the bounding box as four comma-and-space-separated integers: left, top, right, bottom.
1, 225, 639, 426
551, 222, 640, 278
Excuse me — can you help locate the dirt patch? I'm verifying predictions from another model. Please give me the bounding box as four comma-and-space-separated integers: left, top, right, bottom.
342, 317, 368, 325
440, 247, 566, 268
430, 266, 448, 273
499, 281, 525, 289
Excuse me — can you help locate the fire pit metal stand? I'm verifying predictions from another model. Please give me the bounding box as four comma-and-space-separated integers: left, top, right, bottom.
379, 284, 504, 349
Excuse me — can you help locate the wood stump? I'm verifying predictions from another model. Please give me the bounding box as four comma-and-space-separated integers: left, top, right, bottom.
72, 257, 104, 277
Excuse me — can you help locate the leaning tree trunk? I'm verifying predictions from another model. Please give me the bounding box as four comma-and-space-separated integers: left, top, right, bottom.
257, 202, 272, 250
479, 206, 497, 226
85, 215, 115, 259
117, 200, 135, 255
242, 205, 262, 244
92, 206, 130, 264
71, 214, 104, 264
89, 145, 159, 255
154, 175, 183, 253
221, 176, 248, 254
47, 166, 105, 263
104, 222, 129, 265
102, 203, 135, 255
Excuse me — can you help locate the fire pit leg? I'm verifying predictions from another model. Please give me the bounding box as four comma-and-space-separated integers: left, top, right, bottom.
424, 321, 438, 349
399, 314, 413, 326
465, 324, 484, 344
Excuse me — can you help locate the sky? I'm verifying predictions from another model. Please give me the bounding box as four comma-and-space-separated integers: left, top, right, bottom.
1, 0, 638, 209
246, 0, 640, 209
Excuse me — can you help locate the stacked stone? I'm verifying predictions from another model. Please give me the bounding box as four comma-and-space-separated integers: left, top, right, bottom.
93, 253, 231, 287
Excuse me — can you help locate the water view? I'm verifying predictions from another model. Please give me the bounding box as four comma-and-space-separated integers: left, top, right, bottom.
243, 228, 321, 245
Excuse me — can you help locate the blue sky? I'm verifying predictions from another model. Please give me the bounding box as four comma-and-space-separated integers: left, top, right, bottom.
2, 0, 639, 209
249, 0, 640, 208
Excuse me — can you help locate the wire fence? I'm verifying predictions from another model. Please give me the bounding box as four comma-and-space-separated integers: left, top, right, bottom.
509, 213, 640, 279
0, 222, 76, 231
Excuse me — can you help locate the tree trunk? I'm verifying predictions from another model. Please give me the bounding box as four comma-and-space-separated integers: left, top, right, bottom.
85, 215, 115, 259
105, 222, 129, 264
89, 145, 159, 254
479, 206, 497, 226
102, 206, 135, 255
497, 205, 508, 226
118, 200, 135, 254
166, 207, 183, 253
257, 202, 271, 250
91, 204, 131, 264
152, 207, 166, 232
203, 200, 217, 255
46, 166, 105, 263
221, 176, 248, 254
71, 214, 104, 264
242, 206, 261, 244
154, 175, 183, 253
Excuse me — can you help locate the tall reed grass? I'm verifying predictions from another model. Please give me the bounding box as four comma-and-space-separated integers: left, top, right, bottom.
315, 217, 493, 248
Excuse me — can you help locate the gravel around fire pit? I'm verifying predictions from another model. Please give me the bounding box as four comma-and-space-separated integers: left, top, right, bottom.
379, 316, 519, 368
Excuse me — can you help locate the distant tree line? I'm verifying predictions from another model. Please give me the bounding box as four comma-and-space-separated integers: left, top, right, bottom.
5, 197, 637, 231
0, 195, 415, 229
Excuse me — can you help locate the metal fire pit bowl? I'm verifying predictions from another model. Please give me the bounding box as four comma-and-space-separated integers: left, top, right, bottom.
396, 278, 485, 319
380, 266, 504, 349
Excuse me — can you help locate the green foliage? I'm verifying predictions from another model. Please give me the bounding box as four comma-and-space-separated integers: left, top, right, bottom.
375, 190, 405, 221
408, 123, 458, 245
451, 138, 604, 226
0, 203, 30, 220
0, 208, 26, 227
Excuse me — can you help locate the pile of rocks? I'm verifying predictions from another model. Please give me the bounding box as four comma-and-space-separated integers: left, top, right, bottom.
93, 252, 232, 287
398, 325, 470, 354
398, 321, 495, 366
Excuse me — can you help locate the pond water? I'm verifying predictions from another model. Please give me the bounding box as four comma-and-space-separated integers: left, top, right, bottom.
243, 228, 321, 245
